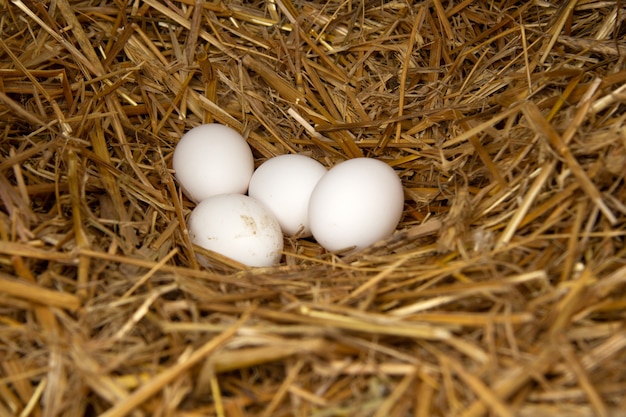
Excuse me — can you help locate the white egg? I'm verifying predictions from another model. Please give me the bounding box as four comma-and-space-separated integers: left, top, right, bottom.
187, 194, 283, 267
172, 123, 254, 202
308, 158, 404, 252
248, 154, 327, 237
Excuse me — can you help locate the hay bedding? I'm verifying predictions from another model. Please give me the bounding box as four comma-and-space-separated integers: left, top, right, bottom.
0, 0, 625, 415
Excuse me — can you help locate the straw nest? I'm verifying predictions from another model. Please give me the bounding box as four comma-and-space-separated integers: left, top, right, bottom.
1, 0, 625, 416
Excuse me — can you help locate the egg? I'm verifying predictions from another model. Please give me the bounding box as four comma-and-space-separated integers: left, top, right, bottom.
308, 158, 404, 252
187, 194, 283, 267
248, 154, 327, 237
172, 123, 254, 202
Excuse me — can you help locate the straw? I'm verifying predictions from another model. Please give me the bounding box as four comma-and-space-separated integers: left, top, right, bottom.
1, 1, 625, 416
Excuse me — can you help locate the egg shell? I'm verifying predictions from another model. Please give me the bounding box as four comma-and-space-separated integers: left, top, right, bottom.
248, 154, 327, 237
308, 158, 404, 252
172, 123, 254, 202
187, 194, 283, 267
